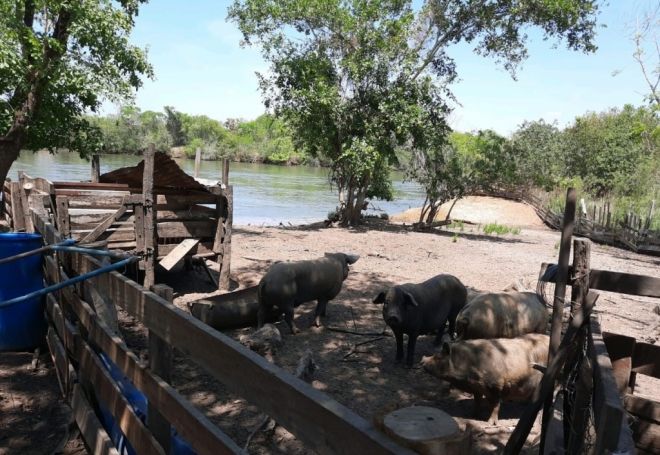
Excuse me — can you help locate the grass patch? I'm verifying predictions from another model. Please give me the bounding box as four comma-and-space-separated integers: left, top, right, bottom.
447, 220, 465, 231
482, 223, 521, 236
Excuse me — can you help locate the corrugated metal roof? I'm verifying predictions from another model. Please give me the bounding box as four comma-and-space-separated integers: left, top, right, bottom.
100, 152, 210, 193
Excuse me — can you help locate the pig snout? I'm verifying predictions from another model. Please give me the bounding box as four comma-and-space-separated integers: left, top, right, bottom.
383, 305, 403, 327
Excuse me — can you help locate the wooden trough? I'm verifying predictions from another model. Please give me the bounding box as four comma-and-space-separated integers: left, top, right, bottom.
188, 286, 280, 330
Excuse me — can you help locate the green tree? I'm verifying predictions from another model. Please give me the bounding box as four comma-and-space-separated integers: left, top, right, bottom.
164, 106, 186, 146
0, 0, 151, 184
509, 120, 565, 190
229, 0, 601, 225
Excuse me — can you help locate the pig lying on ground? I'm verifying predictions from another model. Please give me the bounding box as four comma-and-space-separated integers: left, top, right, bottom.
455, 291, 548, 340
421, 333, 549, 425
373, 274, 467, 368
258, 253, 359, 334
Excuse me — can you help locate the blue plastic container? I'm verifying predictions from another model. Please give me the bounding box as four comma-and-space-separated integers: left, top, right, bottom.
0, 232, 46, 351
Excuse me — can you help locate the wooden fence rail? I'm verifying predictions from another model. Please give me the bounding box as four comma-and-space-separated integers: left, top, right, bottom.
31, 208, 411, 455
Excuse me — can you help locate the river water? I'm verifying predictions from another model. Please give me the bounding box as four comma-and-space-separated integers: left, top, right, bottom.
10, 150, 425, 225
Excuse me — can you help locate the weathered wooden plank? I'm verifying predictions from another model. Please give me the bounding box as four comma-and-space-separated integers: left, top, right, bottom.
157, 221, 216, 239
68, 252, 411, 455
143, 145, 157, 289
157, 241, 215, 258
71, 384, 120, 455
590, 317, 635, 454
47, 327, 69, 397
78, 342, 166, 455
219, 186, 233, 290
148, 284, 174, 455
539, 263, 660, 299
9, 181, 25, 231
18, 172, 35, 232
55, 196, 71, 238
159, 239, 199, 271
80, 201, 128, 244
67, 195, 127, 209
603, 332, 636, 394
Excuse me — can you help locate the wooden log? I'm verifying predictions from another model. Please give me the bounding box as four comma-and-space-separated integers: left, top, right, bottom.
91, 155, 100, 183
194, 147, 201, 178
143, 144, 157, 289
148, 284, 174, 455
590, 318, 636, 454
9, 181, 24, 231
541, 188, 576, 450
80, 199, 128, 244
219, 186, 233, 290
381, 406, 464, 455
71, 384, 120, 455
159, 239, 199, 271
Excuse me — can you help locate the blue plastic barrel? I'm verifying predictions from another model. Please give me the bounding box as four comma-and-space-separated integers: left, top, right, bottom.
0, 233, 46, 351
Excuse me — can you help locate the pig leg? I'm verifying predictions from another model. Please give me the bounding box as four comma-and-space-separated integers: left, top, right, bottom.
283, 307, 299, 335
313, 299, 328, 327
405, 333, 419, 369
484, 392, 501, 426
433, 325, 447, 346
257, 306, 267, 329
393, 328, 404, 364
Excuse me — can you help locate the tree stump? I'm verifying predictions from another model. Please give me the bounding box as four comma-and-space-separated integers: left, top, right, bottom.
382, 406, 466, 455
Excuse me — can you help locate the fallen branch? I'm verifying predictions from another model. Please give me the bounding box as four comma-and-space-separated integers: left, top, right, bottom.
343, 337, 385, 359
326, 326, 392, 337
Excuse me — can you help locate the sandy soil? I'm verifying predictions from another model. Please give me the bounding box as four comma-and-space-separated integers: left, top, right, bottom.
112, 197, 660, 454
389, 196, 546, 228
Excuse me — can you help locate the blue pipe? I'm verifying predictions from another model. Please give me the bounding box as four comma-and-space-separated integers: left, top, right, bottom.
51, 245, 132, 260
0, 256, 139, 309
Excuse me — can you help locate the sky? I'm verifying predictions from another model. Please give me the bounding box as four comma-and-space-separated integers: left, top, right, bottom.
125, 0, 658, 136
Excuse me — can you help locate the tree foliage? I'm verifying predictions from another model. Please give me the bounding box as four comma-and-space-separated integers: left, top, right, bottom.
0, 0, 153, 183
229, 0, 601, 225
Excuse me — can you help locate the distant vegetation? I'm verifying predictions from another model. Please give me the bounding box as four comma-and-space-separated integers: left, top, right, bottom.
87, 106, 323, 166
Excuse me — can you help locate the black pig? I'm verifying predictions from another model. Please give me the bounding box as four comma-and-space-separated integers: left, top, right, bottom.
373, 274, 467, 367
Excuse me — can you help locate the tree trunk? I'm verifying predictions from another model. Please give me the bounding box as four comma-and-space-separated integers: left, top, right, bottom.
0, 139, 22, 185
444, 197, 461, 221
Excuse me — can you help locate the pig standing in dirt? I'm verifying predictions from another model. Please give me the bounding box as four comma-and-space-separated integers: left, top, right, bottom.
455, 291, 548, 340
373, 274, 467, 368
421, 333, 549, 425
257, 253, 359, 334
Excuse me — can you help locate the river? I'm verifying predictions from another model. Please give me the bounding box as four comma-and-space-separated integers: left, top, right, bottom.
10, 150, 426, 225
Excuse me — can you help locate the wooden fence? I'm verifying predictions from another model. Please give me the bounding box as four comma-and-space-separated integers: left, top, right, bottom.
505, 189, 660, 454
474, 188, 660, 255
31, 204, 411, 454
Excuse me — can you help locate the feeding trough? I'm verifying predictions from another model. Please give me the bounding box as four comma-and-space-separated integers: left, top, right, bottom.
188, 286, 280, 329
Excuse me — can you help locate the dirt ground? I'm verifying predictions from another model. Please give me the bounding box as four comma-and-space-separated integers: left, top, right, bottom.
116, 197, 659, 454
3, 197, 660, 454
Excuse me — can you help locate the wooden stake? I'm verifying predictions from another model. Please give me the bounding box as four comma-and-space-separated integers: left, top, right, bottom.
218, 185, 233, 290
222, 158, 229, 186
91, 155, 100, 183
143, 144, 157, 289
540, 187, 576, 451
194, 147, 201, 178
148, 284, 174, 455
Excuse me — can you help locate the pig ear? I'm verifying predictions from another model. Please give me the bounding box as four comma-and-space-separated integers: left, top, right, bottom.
403, 292, 419, 307
344, 254, 360, 264
373, 292, 386, 304
441, 342, 451, 356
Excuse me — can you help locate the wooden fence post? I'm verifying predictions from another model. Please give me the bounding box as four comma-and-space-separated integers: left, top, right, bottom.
222, 158, 229, 186
91, 155, 100, 183
219, 186, 233, 291
18, 172, 34, 232
194, 148, 201, 178
541, 187, 576, 451
148, 284, 174, 454
9, 181, 24, 231
565, 239, 592, 454
143, 145, 157, 289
